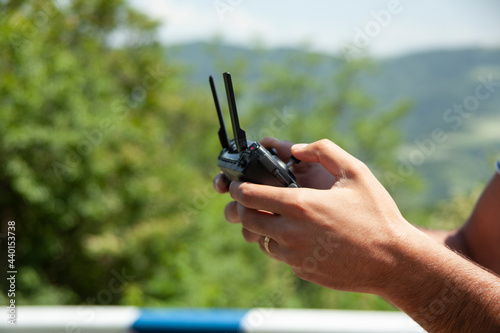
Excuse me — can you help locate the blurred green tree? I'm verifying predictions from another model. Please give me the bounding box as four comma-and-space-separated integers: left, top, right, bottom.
0, 0, 204, 304
0, 0, 443, 312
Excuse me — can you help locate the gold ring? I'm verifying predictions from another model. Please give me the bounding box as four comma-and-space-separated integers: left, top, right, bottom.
264, 236, 272, 254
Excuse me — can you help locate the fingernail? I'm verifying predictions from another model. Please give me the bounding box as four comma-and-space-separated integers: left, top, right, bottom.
292, 143, 308, 151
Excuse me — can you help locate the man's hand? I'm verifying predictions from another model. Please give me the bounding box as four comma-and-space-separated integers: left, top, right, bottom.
213, 137, 336, 244
224, 139, 424, 293
213, 138, 500, 332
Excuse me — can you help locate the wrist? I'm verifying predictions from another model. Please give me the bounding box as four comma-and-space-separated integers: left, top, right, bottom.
376, 227, 500, 331
378, 230, 450, 299
373, 225, 437, 297
367, 222, 435, 296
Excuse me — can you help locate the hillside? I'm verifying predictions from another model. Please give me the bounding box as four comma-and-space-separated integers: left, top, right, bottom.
167, 42, 500, 205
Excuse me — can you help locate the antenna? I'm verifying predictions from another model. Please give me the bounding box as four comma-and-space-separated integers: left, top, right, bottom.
209, 75, 230, 150
223, 72, 247, 152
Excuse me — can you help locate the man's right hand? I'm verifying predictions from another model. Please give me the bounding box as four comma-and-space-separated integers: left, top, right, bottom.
213, 137, 337, 245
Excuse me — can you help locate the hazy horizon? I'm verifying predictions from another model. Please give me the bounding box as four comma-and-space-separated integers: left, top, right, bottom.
130, 0, 500, 58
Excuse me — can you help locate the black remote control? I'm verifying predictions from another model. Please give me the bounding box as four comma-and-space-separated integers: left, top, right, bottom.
209, 72, 299, 188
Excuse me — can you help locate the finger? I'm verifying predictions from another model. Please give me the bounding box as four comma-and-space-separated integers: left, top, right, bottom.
224, 201, 240, 223
291, 139, 366, 179
213, 173, 230, 193
236, 203, 288, 243
291, 266, 310, 281
259, 235, 282, 260
242, 227, 260, 243
229, 181, 295, 215
260, 137, 293, 162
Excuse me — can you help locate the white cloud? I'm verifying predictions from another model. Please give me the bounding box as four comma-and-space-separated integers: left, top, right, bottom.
129, 0, 500, 56
136, 0, 193, 24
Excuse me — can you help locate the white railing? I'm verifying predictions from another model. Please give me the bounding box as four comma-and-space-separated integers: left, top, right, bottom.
0, 306, 425, 333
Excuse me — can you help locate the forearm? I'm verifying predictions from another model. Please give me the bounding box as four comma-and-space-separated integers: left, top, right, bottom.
416, 227, 469, 256
417, 173, 500, 274
380, 229, 500, 332
459, 173, 500, 273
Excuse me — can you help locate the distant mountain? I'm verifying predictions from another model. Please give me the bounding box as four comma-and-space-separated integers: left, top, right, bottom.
168, 42, 500, 205
167, 43, 500, 137
166, 42, 341, 89
369, 48, 500, 137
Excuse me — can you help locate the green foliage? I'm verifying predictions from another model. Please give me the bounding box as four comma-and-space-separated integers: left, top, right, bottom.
424, 186, 483, 230
0, 0, 194, 304
0, 0, 481, 312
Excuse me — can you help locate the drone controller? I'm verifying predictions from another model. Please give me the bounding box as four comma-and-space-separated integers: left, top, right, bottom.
209, 72, 300, 188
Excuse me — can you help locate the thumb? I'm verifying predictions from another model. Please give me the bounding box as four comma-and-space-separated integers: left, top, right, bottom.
291, 139, 363, 179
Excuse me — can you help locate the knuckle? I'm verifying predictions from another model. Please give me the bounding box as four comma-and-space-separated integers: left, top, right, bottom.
260, 137, 277, 146
224, 201, 239, 223
235, 183, 256, 205
213, 174, 229, 193
277, 223, 307, 250
315, 139, 334, 151
278, 227, 297, 246
349, 159, 370, 177
291, 265, 310, 281
237, 203, 250, 221
287, 190, 311, 217
283, 250, 303, 268
242, 227, 258, 243
238, 207, 258, 231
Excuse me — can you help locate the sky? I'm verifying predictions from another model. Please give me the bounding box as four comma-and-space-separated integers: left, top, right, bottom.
129, 0, 500, 58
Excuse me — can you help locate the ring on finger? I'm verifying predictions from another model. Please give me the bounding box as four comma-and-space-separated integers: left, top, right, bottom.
264, 236, 272, 254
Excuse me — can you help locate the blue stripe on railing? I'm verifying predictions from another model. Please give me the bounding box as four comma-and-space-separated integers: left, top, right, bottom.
0, 307, 424, 332
132, 308, 249, 333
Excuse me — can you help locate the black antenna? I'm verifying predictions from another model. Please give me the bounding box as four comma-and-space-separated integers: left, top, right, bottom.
209, 75, 230, 150
223, 72, 247, 152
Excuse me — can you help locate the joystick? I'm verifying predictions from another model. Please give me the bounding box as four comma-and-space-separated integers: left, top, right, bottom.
209, 73, 299, 188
